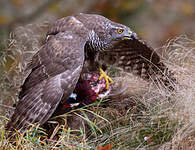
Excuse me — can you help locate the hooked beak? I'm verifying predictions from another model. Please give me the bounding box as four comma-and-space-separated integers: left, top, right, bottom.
123, 31, 137, 40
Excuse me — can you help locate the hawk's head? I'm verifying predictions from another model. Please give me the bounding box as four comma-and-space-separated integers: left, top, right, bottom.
76, 13, 136, 51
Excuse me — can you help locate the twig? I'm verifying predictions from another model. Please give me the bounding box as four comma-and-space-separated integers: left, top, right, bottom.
0, 103, 15, 110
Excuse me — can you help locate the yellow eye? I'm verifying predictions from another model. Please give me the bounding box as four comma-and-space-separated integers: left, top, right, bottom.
117, 29, 124, 34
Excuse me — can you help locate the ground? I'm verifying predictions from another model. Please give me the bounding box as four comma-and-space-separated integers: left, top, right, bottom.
0, 24, 194, 149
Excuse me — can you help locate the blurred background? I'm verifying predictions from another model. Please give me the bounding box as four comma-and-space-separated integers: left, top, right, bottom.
0, 0, 194, 114
0, 0, 194, 48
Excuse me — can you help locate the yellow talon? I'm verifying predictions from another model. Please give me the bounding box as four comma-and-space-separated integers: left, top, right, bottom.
99, 68, 114, 89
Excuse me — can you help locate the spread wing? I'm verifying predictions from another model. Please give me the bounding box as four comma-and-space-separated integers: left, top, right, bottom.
99, 36, 176, 90
7, 31, 87, 130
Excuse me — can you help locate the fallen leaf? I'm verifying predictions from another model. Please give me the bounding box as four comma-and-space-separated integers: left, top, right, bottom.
97, 143, 113, 150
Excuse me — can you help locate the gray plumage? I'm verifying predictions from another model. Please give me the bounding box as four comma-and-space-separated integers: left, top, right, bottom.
7, 13, 176, 131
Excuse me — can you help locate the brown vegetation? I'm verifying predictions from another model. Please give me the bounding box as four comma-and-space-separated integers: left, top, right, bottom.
0, 22, 194, 149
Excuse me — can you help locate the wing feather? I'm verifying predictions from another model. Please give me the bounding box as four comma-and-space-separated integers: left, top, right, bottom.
7, 31, 87, 131
100, 36, 176, 90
